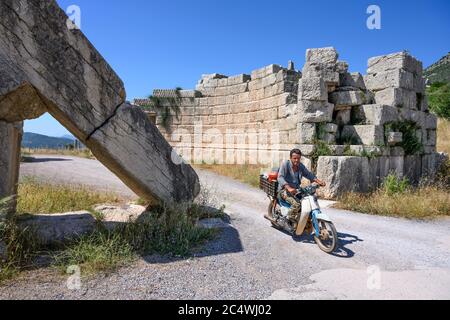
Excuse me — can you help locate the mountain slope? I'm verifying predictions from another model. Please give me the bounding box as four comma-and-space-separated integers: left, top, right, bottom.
424, 53, 450, 84
22, 132, 74, 149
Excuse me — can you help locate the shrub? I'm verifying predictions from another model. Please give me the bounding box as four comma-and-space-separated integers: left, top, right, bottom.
382, 173, 410, 196
427, 82, 450, 120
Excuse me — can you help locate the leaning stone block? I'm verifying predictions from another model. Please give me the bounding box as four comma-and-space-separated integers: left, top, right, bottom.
298, 77, 328, 101
341, 125, 385, 146
374, 88, 417, 110
316, 156, 370, 199
352, 104, 399, 125
306, 47, 339, 65
330, 90, 367, 107
367, 52, 423, 75
364, 70, 414, 91
424, 130, 437, 146
390, 146, 405, 156
421, 153, 438, 178
86, 104, 200, 204
297, 123, 317, 144
423, 113, 438, 130
298, 100, 334, 123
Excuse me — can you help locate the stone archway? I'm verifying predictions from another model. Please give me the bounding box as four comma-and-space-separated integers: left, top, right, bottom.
0, 0, 200, 213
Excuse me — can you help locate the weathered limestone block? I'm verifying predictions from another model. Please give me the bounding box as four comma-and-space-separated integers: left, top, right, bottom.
325, 123, 338, 133
0, 121, 22, 213
0, 83, 47, 122
297, 123, 316, 144
374, 88, 417, 110
339, 72, 366, 90
336, 61, 349, 74
329, 90, 367, 107
335, 109, 352, 126
424, 130, 437, 146
306, 47, 339, 65
367, 52, 423, 75
86, 104, 200, 204
390, 156, 405, 177
298, 100, 334, 123
303, 63, 340, 87
298, 77, 327, 101
228, 74, 251, 85
390, 146, 405, 157
0, 0, 126, 141
294, 145, 316, 156
404, 155, 422, 185
364, 70, 414, 92
352, 104, 399, 125
422, 153, 438, 178
341, 125, 385, 146
387, 132, 403, 146
423, 113, 438, 130
316, 156, 370, 199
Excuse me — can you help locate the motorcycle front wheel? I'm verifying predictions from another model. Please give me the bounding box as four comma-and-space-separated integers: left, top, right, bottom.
314, 220, 338, 254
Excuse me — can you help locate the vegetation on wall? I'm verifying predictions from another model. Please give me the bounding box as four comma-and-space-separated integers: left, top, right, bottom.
141, 88, 184, 132
384, 121, 423, 155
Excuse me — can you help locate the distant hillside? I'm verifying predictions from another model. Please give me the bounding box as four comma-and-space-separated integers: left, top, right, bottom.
425, 53, 450, 84
22, 132, 75, 149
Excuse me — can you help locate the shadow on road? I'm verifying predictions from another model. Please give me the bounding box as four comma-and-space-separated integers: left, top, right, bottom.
23, 157, 73, 163
286, 229, 363, 258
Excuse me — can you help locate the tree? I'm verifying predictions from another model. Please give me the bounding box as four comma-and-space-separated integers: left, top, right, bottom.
427, 82, 450, 119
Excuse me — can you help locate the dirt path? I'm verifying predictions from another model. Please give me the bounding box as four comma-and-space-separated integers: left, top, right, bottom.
2, 155, 449, 300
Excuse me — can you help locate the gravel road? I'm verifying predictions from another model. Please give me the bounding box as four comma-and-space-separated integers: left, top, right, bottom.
1, 155, 449, 300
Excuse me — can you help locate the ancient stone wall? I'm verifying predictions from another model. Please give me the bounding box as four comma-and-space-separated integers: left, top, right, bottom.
135, 48, 442, 199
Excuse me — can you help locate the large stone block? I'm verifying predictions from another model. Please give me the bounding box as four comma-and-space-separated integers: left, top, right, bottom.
316, 156, 370, 199
404, 155, 422, 185
329, 90, 367, 107
298, 100, 334, 123
364, 70, 414, 91
352, 104, 399, 125
297, 123, 317, 144
374, 88, 417, 110
341, 125, 385, 146
0, 121, 22, 214
298, 77, 327, 101
367, 52, 423, 75
306, 47, 338, 65
339, 72, 366, 90
302, 63, 339, 87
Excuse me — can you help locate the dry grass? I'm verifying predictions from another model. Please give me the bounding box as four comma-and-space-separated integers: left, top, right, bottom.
21, 147, 95, 160
16, 177, 122, 214
335, 186, 450, 220
194, 164, 267, 188
437, 118, 450, 154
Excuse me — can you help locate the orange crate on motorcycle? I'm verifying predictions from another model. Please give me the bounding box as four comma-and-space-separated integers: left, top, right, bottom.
260, 175, 278, 197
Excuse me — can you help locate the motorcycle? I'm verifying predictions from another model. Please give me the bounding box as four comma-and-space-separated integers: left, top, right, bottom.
260, 174, 338, 254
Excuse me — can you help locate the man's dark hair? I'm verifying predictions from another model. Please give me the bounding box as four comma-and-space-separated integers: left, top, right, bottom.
290, 149, 302, 158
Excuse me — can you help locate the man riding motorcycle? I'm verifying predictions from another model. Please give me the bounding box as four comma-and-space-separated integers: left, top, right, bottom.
277, 149, 326, 224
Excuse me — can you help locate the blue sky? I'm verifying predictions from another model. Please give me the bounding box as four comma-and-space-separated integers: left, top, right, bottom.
25, 0, 450, 137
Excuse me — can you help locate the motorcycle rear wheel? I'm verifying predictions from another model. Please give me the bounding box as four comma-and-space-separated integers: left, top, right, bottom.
267, 201, 280, 228
314, 220, 338, 254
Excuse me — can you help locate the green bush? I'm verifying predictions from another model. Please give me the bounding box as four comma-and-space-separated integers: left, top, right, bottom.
427, 82, 450, 119
382, 173, 410, 196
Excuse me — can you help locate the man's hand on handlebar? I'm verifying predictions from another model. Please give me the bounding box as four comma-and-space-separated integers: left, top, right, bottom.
313, 179, 326, 187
